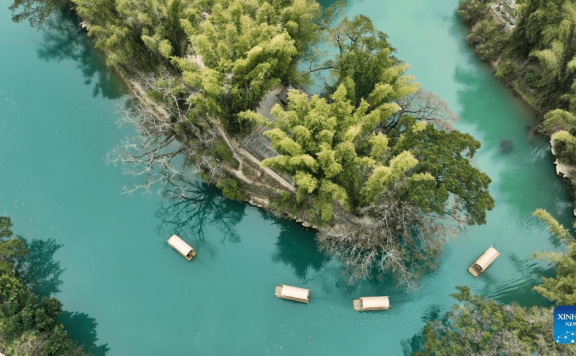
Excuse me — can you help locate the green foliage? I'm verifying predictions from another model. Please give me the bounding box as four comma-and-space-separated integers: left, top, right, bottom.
494, 59, 516, 80
552, 130, 576, 164
543, 109, 576, 133
391, 118, 494, 225
0, 274, 83, 355
532, 209, 576, 305
467, 19, 508, 61
508, 0, 576, 110
260, 86, 416, 222
0, 216, 27, 275
210, 140, 233, 163
524, 70, 536, 82
0, 216, 89, 355
70, 0, 198, 69
174, 0, 321, 133
216, 178, 245, 201
416, 286, 565, 355
9, 0, 69, 27
323, 15, 418, 108
458, 0, 490, 26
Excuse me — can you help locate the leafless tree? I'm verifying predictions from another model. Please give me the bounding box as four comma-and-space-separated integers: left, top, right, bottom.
106, 70, 223, 195
386, 88, 459, 132
317, 186, 462, 291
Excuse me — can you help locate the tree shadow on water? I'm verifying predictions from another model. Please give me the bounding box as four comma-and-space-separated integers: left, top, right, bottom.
400, 304, 442, 355
156, 178, 247, 244
35, 8, 124, 100
259, 211, 329, 280
13, 236, 110, 354
15, 238, 63, 298
58, 311, 110, 356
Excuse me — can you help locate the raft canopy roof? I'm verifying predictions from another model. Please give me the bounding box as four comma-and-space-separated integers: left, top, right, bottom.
475, 246, 500, 269
167, 234, 196, 261
468, 246, 500, 277
353, 296, 390, 311
360, 296, 390, 310
275, 284, 310, 303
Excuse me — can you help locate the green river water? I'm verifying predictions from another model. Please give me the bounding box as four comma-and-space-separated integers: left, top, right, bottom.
0, 0, 574, 354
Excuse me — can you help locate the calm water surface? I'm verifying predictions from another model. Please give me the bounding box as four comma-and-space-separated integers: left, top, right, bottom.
0, 0, 573, 354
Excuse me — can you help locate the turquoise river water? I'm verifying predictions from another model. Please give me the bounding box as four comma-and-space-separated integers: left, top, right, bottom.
0, 0, 574, 354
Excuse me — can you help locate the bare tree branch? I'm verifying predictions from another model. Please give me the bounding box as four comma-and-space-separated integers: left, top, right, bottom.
106, 71, 224, 196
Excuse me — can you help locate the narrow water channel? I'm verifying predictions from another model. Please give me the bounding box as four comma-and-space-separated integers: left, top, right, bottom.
0, 0, 573, 355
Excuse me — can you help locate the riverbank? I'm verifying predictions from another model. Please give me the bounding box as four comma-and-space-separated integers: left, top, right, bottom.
458, 0, 576, 209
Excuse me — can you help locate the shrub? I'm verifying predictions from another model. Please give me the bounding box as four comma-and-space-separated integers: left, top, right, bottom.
467, 19, 507, 61
458, 0, 490, 26
524, 71, 536, 82
495, 59, 515, 80
216, 178, 245, 201
213, 141, 233, 162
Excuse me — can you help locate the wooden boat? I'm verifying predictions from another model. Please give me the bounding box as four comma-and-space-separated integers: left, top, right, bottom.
166, 234, 196, 261
353, 296, 390, 311
274, 284, 310, 303
468, 246, 500, 277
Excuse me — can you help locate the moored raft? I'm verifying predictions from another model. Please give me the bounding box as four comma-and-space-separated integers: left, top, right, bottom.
167, 234, 196, 261
353, 296, 390, 311
274, 284, 310, 303
468, 246, 500, 277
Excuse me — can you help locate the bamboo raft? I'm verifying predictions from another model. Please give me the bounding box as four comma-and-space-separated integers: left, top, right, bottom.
353, 296, 390, 311
468, 246, 500, 277
166, 234, 196, 261
274, 284, 310, 303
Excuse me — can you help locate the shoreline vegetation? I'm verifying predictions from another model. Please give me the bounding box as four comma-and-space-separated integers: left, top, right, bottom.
458, 0, 576, 208
4, 0, 576, 354
9, 0, 495, 290
0, 216, 97, 355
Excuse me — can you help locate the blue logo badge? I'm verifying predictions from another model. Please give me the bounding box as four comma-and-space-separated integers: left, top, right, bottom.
554, 306, 576, 343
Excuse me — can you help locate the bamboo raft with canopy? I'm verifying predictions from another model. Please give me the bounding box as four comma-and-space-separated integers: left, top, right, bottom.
468, 246, 500, 277
274, 284, 310, 303
353, 296, 390, 311
166, 234, 196, 261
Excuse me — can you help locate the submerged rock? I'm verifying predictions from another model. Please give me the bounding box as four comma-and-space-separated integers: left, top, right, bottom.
499, 139, 514, 154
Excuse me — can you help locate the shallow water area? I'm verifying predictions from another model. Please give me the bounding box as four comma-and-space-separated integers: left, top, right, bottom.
0, 0, 574, 355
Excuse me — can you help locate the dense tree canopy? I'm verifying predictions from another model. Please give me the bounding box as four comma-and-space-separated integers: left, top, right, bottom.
0, 216, 83, 356
175, 0, 311, 132
416, 286, 567, 356
242, 86, 418, 221
240, 14, 493, 285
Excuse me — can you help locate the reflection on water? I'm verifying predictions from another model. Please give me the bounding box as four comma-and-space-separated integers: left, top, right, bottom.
36, 9, 124, 100
156, 177, 246, 243
12, 235, 109, 354
400, 304, 441, 355
59, 311, 110, 356
258, 211, 329, 280
15, 238, 63, 298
